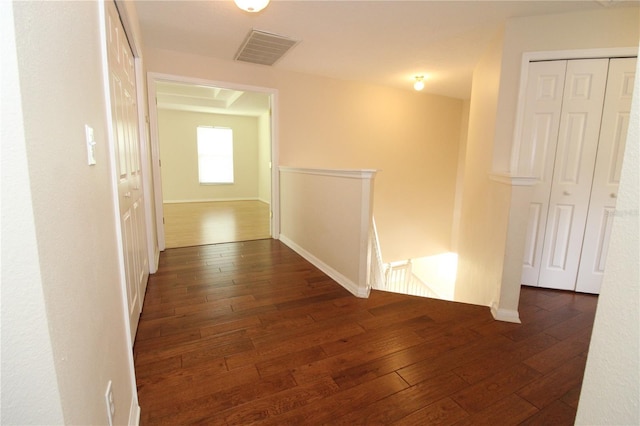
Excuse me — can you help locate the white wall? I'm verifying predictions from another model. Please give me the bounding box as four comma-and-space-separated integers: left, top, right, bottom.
575, 51, 639, 426
158, 109, 260, 202
2, 1, 137, 424
1, 2, 64, 422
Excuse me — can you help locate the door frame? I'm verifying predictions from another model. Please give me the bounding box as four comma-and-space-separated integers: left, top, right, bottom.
146, 72, 280, 251
99, 1, 147, 422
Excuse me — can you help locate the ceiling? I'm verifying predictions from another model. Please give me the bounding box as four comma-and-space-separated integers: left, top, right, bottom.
137, 0, 633, 102
155, 81, 271, 116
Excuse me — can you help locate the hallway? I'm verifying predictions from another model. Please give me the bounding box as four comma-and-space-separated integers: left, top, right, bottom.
133, 239, 597, 425
163, 200, 271, 248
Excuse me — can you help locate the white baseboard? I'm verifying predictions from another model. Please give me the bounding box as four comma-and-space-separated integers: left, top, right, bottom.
279, 234, 369, 298
150, 246, 160, 274
490, 302, 521, 323
163, 197, 260, 204
129, 398, 140, 426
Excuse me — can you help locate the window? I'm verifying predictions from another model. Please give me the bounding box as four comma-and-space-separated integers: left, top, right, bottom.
197, 126, 234, 184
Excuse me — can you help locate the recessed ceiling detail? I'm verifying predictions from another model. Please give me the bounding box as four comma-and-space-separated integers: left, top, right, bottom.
155, 81, 270, 116
235, 29, 299, 66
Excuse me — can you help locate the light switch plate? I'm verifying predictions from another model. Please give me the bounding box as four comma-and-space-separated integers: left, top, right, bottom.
85, 125, 96, 165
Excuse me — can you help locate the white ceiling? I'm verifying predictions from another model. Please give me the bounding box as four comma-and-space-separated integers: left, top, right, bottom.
137, 0, 633, 101
155, 81, 271, 116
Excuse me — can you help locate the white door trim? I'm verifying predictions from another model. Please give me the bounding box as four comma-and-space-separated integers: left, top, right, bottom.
98, 1, 142, 422
146, 72, 280, 250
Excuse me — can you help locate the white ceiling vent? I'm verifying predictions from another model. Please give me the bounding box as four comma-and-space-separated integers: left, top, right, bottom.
235, 29, 299, 66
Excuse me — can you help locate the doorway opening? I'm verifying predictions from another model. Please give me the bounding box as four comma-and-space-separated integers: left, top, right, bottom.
147, 74, 279, 250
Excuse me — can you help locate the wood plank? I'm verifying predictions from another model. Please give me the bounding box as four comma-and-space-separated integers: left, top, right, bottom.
332, 371, 468, 424
452, 394, 539, 425
450, 363, 541, 414
258, 373, 410, 425
517, 354, 588, 409
393, 397, 469, 425
163, 200, 271, 248
134, 240, 599, 425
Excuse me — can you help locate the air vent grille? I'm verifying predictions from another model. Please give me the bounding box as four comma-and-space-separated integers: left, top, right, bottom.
235, 29, 299, 66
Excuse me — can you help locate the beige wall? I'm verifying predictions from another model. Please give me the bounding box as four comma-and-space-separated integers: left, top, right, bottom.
279, 168, 375, 297
455, 29, 510, 307
576, 53, 639, 425
145, 48, 463, 262
4, 1, 137, 424
158, 110, 260, 202
451, 100, 470, 251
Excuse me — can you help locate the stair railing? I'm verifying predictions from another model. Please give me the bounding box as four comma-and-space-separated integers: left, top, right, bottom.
368, 218, 386, 291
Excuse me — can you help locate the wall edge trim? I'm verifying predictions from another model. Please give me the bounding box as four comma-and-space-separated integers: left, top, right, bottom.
490, 301, 522, 323
489, 173, 538, 186
279, 234, 370, 298
162, 197, 260, 204
280, 166, 378, 180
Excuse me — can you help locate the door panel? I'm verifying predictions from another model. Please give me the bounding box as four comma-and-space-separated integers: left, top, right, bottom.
538, 59, 609, 290
576, 57, 636, 293
522, 202, 542, 269
519, 60, 567, 287
106, 0, 148, 340
547, 204, 574, 270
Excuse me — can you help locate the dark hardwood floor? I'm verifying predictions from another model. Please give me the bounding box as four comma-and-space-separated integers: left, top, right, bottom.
133, 239, 598, 425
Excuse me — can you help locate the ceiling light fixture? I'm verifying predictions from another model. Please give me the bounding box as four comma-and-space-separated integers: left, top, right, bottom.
234, 0, 270, 13
413, 76, 425, 91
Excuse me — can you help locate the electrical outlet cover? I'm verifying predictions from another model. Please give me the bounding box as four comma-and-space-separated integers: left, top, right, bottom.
85, 124, 97, 166
105, 380, 114, 426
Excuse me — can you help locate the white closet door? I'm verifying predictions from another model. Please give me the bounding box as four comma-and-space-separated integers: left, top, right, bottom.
519, 60, 567, 287
537, 59, 609, 290
576, 57, 637, 293
106, 0, 148, 340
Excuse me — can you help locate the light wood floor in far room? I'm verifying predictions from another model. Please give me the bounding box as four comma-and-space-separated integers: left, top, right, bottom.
134, 239, 598, 425
163, 200, 271, 248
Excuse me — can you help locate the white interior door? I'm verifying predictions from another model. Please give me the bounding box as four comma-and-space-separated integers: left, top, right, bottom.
537, 59, 609, 290
576, 57, 636, 293
106, 1, 149, 339
520, 60, 567, 287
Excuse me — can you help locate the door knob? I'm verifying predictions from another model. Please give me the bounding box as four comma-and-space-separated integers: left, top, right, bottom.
610, 193, 617, 198
563, 190, 571, 196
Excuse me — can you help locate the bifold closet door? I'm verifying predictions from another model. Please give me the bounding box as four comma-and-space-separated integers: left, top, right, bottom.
105, 0, 149, 340
536, 58, 610, 291
520, 60, 568, 287
575, 57, 636, 293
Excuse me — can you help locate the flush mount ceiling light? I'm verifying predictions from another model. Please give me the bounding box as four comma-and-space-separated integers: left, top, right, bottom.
234, 0, 270, 13
414, 76, 425, 91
